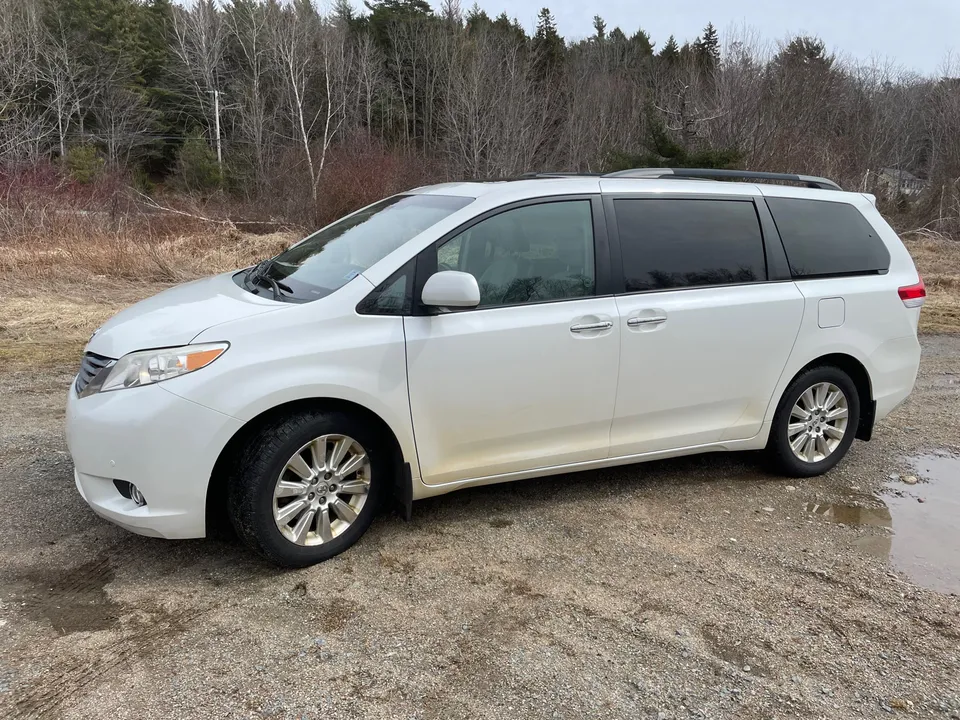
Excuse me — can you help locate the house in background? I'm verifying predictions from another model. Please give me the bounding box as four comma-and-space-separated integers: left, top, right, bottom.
876, 167, 928, 198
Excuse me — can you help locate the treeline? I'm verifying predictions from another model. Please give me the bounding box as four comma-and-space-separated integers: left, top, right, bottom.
2, 0, 959, 228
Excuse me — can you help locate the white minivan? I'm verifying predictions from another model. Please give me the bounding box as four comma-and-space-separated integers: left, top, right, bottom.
66, 169, 924, 567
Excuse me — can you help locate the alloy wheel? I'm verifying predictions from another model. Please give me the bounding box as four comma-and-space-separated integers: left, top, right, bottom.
272, 434, 371, 546
787, 382, 849, 463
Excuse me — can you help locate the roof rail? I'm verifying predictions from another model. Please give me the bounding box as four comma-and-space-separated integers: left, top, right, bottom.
603, 168, 842, 191
518, 172, 602, 179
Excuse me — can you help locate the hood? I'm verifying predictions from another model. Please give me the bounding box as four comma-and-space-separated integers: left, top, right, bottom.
86, 272, 284, 358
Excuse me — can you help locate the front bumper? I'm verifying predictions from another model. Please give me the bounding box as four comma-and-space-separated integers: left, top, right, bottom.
66, 381, 244, 539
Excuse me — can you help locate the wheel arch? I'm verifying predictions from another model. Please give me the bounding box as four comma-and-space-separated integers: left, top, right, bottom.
785, 353, 875, 441
206, 397, 410, 536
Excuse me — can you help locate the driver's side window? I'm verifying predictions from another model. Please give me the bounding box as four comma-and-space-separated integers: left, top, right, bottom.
435, 200, 596, 308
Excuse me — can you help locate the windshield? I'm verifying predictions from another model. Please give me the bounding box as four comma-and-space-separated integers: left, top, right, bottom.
255, 194, 473, 301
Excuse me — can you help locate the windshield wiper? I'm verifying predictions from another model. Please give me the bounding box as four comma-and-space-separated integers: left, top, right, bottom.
244, 259, 293, 301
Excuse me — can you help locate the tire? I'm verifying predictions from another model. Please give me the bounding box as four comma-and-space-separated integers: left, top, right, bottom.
768, 366, 861, 478
228, 409, 387, 568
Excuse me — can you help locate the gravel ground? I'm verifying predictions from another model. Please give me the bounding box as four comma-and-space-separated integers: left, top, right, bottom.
0, 337, 958, 720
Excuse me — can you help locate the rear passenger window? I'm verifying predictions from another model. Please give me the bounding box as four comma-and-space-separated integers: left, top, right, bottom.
615, 199, 767, 292
766, 198, 890, 278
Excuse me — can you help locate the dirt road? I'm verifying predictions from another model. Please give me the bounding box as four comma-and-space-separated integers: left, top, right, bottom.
0, 338, 958, 720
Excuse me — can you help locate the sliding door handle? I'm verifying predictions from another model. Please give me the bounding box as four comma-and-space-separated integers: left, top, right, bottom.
627, 316, 667, 327
570, 321, 613, 333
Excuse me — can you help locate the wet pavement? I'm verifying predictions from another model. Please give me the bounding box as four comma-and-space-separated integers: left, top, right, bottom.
804, 452, 960, 595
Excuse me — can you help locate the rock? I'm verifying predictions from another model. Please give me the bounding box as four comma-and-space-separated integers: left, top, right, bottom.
903, 475, 918, 485
918, 497, 925, 503
791, 675, 801, 684
761, 507, 774, 513
742, 665, 751, 672
785, 485, 797, 491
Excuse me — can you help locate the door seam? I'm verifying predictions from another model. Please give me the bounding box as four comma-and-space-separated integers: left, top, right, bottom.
401, 316, 425, 481
605, 297, 625, 459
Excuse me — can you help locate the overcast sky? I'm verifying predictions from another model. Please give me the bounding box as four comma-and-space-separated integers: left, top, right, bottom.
436, 0, 956, 75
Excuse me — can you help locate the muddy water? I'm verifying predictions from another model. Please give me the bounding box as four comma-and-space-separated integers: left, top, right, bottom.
806, 452, 960, 595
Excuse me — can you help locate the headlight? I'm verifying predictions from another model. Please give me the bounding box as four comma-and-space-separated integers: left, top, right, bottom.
80, 343, 228, 397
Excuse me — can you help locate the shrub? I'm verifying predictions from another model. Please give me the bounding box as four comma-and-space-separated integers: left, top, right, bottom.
176, 136, 222, 192
66, 145, 106, 184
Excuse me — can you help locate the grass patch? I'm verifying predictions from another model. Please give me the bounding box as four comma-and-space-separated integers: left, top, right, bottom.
903, 232, 960, 334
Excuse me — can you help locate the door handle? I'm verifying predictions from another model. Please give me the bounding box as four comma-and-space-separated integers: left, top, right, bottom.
570, 321, 613, 333
627, 316, 667, 327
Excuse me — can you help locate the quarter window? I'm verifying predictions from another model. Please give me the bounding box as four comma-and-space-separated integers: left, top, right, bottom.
615, 199, 767, 292
766, 198, 890, 278
435, 200, 596, 308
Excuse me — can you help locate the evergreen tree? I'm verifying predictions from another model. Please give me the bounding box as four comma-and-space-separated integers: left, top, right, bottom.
332, 0, 356, 28
694, 22, 720, 70
592, 15, 605, 41
532, 8, 564, 77
629, 28, 653, 57
608, 27, 627, 44
491, 12, 526, 42
465, 4, 491, 31
659, 34, 679, 63
364, 0, 434, 51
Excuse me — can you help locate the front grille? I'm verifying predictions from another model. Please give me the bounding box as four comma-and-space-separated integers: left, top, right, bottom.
75, 352, 115, 395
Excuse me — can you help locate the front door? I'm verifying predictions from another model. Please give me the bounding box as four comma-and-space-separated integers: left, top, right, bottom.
607, 196, 805, 456
404, 198, 620, 486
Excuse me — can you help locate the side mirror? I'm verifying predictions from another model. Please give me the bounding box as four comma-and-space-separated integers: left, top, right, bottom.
421, 271, 480, 309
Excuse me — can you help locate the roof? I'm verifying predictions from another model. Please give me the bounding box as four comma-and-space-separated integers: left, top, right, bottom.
410, 174, 858, 204
880, 168, 924, 182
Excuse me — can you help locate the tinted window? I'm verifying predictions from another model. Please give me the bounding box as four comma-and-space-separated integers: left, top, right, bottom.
436, 201, 595, 308
615, 199, 766, 292
766, 198, 890, 278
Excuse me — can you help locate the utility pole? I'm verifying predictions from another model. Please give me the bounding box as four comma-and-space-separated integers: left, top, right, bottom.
208, 89, 222, 172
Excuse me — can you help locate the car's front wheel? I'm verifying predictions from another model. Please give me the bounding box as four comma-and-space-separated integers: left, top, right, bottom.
768, 366, 861, 478
229, 409, 386, 567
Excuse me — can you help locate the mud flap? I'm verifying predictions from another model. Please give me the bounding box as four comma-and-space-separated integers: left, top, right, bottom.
395, 462, 413, 521
856, 399, 876, 441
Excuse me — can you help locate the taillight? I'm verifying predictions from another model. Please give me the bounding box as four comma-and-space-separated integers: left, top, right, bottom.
898, 277, 926, 308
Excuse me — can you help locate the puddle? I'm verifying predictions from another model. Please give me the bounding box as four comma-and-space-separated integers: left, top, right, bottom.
804, 452, 960, 595
5, 556, 120, 635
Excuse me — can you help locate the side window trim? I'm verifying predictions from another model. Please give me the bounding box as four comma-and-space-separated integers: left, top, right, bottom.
411, 194, 612, 316
356, 258, 415, 316
756, 198, 792, 281
605, 193, 791, 296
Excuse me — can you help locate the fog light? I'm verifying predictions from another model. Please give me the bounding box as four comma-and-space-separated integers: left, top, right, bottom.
113, 479, 147, 506
129, 484, 147, 507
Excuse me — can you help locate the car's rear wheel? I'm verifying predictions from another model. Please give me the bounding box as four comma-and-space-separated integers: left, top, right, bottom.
768, 366, 861, 478
229, 410, 386, 567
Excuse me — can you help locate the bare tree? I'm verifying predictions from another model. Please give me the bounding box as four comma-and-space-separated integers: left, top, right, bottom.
171, 0, 228, 168
92, 84, 156, 167
226, 0, 277, 188
0, 0, 47, 162
270, 3, 350, 201
38, 15, 100, 159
